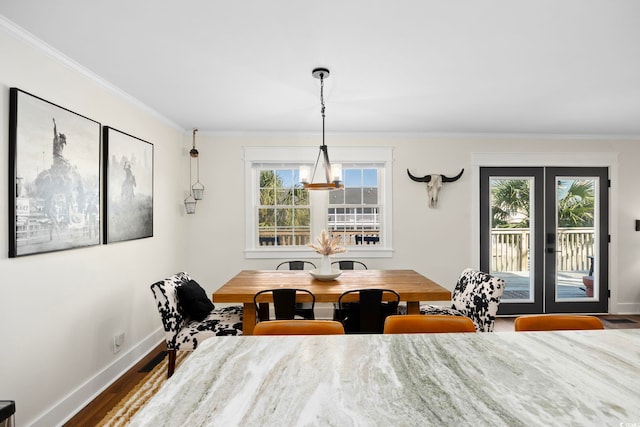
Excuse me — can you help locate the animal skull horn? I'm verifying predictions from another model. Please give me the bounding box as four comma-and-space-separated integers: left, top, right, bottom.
407, 168, 464, 207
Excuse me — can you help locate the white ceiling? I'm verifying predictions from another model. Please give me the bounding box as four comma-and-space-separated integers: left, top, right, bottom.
2, 0, 640, 136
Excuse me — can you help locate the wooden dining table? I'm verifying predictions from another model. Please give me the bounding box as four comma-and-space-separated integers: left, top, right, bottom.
212, 269, 451, 335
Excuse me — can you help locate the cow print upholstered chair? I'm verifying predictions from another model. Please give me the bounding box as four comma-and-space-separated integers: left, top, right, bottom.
418, 268, 505, 332
150, 272, 243, 377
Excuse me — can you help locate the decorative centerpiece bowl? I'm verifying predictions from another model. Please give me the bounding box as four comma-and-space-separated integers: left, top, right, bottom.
307, 229, 347, 280
309, 269, 342, 281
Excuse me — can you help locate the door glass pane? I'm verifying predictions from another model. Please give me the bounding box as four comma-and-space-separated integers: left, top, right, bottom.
489, 177, 534, 302
555, 177, 597, 301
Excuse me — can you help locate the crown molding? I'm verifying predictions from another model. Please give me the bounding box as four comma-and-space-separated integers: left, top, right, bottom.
0, 14, 184, 132
189, 129, 640, 140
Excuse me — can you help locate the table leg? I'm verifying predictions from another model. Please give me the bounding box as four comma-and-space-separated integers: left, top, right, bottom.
243, 302, 256, 336
406, 301, 420, 315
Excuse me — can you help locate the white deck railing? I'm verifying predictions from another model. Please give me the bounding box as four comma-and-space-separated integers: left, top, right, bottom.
492, 227, 595, 272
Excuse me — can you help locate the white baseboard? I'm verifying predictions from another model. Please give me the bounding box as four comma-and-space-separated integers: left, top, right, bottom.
610, 302, 640, 314
32, 328, 165, 427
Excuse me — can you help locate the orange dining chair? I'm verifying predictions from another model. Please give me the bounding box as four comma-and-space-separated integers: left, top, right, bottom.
383, 315, 476, 334
252, 320, 345, 335
514, 315, 605, 332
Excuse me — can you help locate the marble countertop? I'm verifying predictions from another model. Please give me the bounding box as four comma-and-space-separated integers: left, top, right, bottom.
131, 329, 640, 426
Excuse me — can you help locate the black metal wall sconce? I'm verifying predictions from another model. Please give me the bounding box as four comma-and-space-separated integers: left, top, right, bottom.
184, 128, 205, 214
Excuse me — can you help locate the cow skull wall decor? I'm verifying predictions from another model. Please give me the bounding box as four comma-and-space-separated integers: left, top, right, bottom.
407, 168, 464, 207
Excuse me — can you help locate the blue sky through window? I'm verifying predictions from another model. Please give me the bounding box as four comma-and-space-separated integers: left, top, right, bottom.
345, 169, 378, 187
275, 169, 299, 188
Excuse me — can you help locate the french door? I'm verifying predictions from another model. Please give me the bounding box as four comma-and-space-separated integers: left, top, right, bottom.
480, 167, 609, 315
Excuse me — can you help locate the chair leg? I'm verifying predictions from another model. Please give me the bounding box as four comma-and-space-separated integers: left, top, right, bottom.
258, 303, 270, 321
167, 349, 176, 378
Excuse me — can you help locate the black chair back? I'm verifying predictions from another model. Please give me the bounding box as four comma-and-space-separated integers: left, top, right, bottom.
337, 289, 400, 334
276, 261, 317, 270
254, 288, 316, 321
332, 260, 367, 270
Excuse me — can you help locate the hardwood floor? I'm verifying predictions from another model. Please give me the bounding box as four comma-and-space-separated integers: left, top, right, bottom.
64, 342, 166, 427
64, 315, 640, 426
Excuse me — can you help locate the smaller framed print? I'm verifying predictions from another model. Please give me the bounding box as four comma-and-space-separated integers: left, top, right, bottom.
9, 88, 101, 257
103, 127, 154, 243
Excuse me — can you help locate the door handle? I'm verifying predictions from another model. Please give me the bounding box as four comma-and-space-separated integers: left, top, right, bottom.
546, 233, 557, 254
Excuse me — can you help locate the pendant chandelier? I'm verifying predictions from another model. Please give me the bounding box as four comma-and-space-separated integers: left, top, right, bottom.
184, 128, 204, 214
299, 67, 343, 190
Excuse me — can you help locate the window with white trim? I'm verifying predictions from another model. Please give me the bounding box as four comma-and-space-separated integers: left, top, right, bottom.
328, 166, 381, 246
245, 146, 393, 259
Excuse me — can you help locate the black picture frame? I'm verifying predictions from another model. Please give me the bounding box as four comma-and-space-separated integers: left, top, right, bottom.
8, 88, 101, 257
103, 127, 154, 243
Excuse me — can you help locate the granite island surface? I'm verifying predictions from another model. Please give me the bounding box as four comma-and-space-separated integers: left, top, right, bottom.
130, 329, 640, 426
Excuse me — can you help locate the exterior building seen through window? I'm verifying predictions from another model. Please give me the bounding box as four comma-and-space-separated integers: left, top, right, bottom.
328, 168, 380, 246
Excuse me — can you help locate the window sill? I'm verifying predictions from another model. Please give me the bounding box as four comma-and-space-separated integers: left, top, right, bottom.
244, 247, 394, 259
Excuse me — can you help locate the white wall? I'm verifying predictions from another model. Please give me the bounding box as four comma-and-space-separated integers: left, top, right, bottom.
186, 133, 640, 314
0, 23, 190, 426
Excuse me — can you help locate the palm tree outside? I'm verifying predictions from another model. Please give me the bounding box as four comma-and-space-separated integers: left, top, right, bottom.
491, 178, 594, 228
557, 180, 594, 227
490, 177, 596, 299
491, 179, 530, 228
259, 169, 310, 246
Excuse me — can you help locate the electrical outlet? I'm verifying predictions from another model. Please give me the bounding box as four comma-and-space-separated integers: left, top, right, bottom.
112, 332, 125, 354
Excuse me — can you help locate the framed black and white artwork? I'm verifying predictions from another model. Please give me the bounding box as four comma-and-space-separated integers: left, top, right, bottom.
103, 127, 154, 243
8, 88, 101, 257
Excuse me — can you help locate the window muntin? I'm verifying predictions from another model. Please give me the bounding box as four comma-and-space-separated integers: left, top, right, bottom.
258, 168, 310, 247
328, 167, 381, 246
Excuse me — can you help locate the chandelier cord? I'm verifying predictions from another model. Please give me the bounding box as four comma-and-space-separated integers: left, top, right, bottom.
320, 73, 326, 147
188, 151, 193, 196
